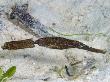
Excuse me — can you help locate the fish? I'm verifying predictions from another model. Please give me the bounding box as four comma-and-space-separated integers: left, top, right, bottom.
9, 4, 53, 37
2, 39, 35, 50
35, 37, 106, 54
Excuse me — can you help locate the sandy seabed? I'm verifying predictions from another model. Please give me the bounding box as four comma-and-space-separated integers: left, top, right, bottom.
0, 0, 110, 82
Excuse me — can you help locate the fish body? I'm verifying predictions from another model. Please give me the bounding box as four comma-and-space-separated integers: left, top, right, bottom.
9, 4, 53, 37
35, 37, 106, 54
2, 37, 106, 54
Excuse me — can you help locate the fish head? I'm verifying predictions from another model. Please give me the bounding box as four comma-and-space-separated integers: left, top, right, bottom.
10, 4, 29, 19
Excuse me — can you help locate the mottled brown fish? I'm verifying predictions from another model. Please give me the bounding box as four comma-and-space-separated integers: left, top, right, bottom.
35, 37, 106, 54
2, 39, 35, 50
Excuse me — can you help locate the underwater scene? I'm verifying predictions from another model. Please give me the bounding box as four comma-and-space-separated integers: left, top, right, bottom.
0, 0, 110, 82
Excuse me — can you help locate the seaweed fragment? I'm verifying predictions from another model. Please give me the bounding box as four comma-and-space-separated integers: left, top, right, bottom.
2, 39, 35, 50
0, 66, 16, 82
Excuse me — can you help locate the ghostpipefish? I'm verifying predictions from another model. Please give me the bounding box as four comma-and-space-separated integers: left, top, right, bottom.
1, 37, 106, 54
9, 4, 53, 37
35, 37, 106, 54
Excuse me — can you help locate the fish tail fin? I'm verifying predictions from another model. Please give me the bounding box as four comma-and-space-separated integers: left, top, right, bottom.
78, 43, 106, 54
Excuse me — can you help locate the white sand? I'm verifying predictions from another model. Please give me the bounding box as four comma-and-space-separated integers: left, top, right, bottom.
0, 0, 110, 82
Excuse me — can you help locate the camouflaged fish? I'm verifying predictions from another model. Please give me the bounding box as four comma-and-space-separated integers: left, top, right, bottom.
3, 4, 106, 54
2, 37, 106, 54
9, 4, 53, 37
35, 37, 106, 54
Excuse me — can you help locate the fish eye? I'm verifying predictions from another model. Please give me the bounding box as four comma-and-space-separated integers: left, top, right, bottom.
10, 12, 16, 19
